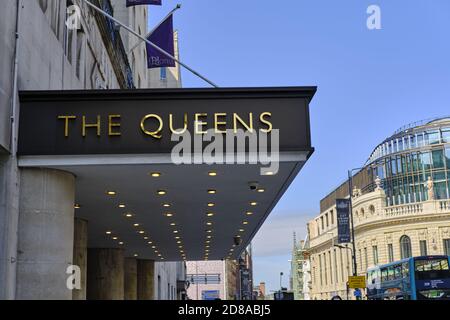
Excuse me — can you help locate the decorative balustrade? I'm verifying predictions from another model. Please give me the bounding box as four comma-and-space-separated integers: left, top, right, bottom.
384, 203, 423, 216
438, 200, 450, 211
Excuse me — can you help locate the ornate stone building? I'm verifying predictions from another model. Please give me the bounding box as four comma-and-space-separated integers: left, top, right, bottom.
307, 117, 450, 300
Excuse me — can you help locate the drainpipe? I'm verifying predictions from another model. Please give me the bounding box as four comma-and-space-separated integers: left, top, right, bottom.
10, 0, 22, 156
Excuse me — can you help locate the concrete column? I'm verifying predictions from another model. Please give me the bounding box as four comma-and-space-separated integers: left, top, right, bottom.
16, 168, 75, 300
137, 259, 155, 300
72, 218, 88, 300
124, 258, 138, 300
87, 248, 124, 300
0, 156, 20, 300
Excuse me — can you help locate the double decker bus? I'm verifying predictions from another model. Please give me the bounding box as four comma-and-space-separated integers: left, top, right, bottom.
366, 255, 450, 300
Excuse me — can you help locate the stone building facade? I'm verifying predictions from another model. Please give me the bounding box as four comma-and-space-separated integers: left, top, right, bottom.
308, 117, 450, 300
0, 0, 184, 300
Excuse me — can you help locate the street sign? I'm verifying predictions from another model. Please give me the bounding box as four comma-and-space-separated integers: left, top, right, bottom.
336, 199, 351, 243
202, 290, 220, 300
348, 276, 366, 289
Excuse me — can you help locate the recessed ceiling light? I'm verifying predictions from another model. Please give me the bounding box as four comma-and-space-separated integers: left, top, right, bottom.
177, 241, 182, 244
118, 204, 126, 208
133, 223, 140, 227
175, 236, 180, 240
119, 241, 124, 245
207, 189, 216, 194
125, 213, 133, 218
138, 230, 145, 234
170, 223, 176, 226
264, 171, 275, 176
165, 213, 173, 217
257, 188, 265, 193
157, 190, 167, 195
207, 212, 214, 217
246, 211, 253, 216
206, 240, 210, 244
239, 229, 245, 232
74, 204, 81, 209
106, 231, 112, 235
106, 191, 116, 196
208, 171, 217, 177
206, 230, 212, 233
250, 202, 258, 206
152, 246, 156, 249
163, 203, 171, 207
134, 253, 138, 257
207, 203, 215, 207
148, 241, 153, 244
178, 246, 183, 249
112, 237, 118, 240
150, 172, 161, 177
230, 249, 234, 252
243, 221, 249, 225
173, 230, 179, 234
207, 235, 212, 239
206, 222, 213, 226
144, 236, 149, 240
206, 245, 210, 249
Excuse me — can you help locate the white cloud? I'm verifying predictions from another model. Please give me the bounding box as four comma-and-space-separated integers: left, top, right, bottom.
252, 211, 315, 258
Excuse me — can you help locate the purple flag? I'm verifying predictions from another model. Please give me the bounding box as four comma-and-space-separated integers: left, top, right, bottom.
126, 0, 162, 7
146, 14, 175, 69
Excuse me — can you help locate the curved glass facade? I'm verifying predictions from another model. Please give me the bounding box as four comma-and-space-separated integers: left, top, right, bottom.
366, 118, 450, 206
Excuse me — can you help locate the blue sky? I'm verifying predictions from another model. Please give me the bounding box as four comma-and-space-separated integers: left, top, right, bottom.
148, 0, 450, 293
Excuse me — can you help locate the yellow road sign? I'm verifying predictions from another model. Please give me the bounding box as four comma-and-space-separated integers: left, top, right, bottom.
348, 276, 366, 289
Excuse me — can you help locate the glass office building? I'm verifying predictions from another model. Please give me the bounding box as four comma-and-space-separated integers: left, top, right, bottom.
366, 117, 450, 206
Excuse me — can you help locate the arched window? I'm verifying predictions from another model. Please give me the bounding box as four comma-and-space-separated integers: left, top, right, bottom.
369, 205, 376, 214
400, 235, 412, 259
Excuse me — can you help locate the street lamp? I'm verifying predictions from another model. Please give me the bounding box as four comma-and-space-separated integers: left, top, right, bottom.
347, 167, 364, 276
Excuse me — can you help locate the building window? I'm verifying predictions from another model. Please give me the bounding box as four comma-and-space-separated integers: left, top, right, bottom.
359, 249, 362, 272
158, 275, 161, 299
364, 248, 368, 270
319, 255, 323, 286
373, 246, 379, 265
419, 240, 427, 256
160, 67, 167, 81
325, 213, 329, 228
400, 235, 412, 259
444, 239, 450, 256
321, 217, 324, 231
388, 244, 394, 263
334, 249, 338, 283
330, 210, 334, 225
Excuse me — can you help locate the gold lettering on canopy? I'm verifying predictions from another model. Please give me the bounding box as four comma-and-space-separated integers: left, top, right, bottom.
169, 113, 188, 135
58, 115, 76, 137
141, 114, 163, 139
260, 112, 273, 133
108, 115, 121, 136
195, 113, 208, 134
233, 113, 254, 133
82, 115, 101, 137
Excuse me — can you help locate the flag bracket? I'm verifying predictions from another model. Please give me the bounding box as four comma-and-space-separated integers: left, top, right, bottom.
80, 0, 218, 88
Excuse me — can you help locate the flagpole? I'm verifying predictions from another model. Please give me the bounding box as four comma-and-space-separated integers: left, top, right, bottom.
127, 4, 181, 54
80, 0, 219, 88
